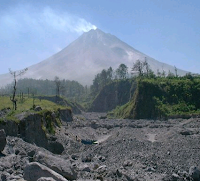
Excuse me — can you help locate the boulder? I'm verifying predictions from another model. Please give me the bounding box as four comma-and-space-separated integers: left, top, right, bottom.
47, 141, 64, 154
0, 121, 18, 136
18, 114, 48, 148
179, 129, 193, 135
123, 160, 133, 167
23, 162, 68, 181
78, 164, 91, 172
189, 166, 200, 180
37, 177, 56, 181
97, 165, 107, 174
59, 109, 73, 122
0, 129, 6, 152
34, 151, 77, 180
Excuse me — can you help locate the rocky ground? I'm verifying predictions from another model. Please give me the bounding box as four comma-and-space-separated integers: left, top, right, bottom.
1, 112, 200, 181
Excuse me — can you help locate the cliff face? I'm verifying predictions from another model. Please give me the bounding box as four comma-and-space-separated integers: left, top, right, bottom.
89, 79, 137, 112
114, 77, 200, 119
0, 108, 73, 153
38, 96, 82, 114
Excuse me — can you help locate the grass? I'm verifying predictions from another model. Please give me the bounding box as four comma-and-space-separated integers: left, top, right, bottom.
0, 95, 67, 112
0, 95, 71, 125
0, 95, 71, 136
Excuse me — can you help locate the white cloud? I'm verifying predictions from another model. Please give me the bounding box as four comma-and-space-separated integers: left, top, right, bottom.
0, 4, 97, 73
42, 7, 97, 33
0, 5, 97, 37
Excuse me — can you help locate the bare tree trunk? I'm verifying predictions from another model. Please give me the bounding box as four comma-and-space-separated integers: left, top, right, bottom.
9, 68, 28, 110
10, 73, 17, 110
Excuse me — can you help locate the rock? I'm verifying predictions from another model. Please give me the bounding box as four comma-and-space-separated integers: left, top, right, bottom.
0, 120, 18, 136
37, 177, 56, 181
1, 172, 10, 181
97, 165, 107, 174
78, 164, 91, 172
59, 109, 73, 122
71, 154, 79, 160
95, 155, 106, 162
146, 167, 155, 172
34, 151, 77, 180
179, 129, 193, 135
23, 162, 68, 181
9, 174, 23, 180
116, 169, 123, 177
123, 160, 133, 167
82, 154, 93, 162
0, 129, 6, 152
48, 136, 57, 141
47, 141, 64, 154
34, 106, 42, 111
27, 150, 36, 157
189, 166, 200, 180
18, 113, 48, 149
124, 174, 138, 181
171, 173, 180, 180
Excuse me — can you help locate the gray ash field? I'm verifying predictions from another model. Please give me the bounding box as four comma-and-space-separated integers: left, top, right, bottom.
1, 112, 200, 181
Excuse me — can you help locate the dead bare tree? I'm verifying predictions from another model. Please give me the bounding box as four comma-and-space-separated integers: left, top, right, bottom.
54, 76, 61, 97
9, 68, 28, 110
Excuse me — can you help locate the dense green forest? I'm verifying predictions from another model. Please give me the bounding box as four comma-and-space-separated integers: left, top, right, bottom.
0, 78, 86, 101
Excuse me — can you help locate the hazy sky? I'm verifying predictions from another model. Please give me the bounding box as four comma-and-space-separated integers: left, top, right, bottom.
0, 0, 200, 74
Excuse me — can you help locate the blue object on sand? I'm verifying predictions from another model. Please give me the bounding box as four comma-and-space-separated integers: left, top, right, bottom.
81, 139, 97, 145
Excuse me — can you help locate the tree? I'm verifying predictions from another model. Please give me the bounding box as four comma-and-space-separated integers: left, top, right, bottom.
161, 69, 166, 77
167, 70, 175, 78
157, 69, 162, 77
174, 66, 178, 77
107, 67, 113, 82
9, 68, 28, 110
54, 76, 61, 97
116, 64, 128, 79
100, 69, 108, 87
143, 58, 150, 77
91, 67, 114, 95
132, 60, 144, 77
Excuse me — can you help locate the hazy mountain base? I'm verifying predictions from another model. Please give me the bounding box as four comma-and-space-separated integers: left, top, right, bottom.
1, 112, 200, 180
111, 77, 200, 119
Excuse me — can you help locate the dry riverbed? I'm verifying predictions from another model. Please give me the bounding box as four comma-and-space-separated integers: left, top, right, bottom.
1, 112, 200, 180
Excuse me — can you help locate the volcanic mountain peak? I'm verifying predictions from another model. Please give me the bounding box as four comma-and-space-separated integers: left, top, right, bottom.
0, 28, 188, 87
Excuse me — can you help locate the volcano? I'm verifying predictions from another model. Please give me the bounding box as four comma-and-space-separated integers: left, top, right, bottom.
0, 28, 188, 87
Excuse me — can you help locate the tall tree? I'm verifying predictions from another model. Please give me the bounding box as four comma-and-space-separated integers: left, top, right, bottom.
132, 60, 144, 77
116, 64, 128, 79
143, 58, 150, 77
174, 66, 178, 77
107, 67, 113, 82
54, 76, 61, 97
9, 68, 28, 110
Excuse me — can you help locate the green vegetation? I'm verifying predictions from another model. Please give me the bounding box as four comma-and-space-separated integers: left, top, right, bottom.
89, 79, 136, 112
1, 78, 86, 102
0, 95, 66, 112
111, 76, 200, 119
39, 109, 62, 135
0, 95, 70, 124
1, 60, 200, 120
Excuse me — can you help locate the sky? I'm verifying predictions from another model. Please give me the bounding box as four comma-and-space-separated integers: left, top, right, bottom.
0, 0, 200, 74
